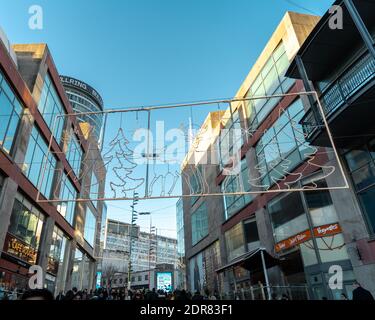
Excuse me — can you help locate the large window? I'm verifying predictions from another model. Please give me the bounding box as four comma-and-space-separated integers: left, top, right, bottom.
191, 202, 208, 246
344, 139, 375, 234
222, 158, 252, 219
268, 192, 308, 242
84, 207, 96, 248
71, 249, 93, 290
0, 70, 24, 155
225, 222, 245, 261
8, 193, 45, 253
23, 126, 57, 198
245, 42, 295, 129
244, 218, 260, 251
255, 99, 308, 189
57, 174, 77, 224
65, 128, 83, 177
38, 74, 65, 142
89, 173, 99, 208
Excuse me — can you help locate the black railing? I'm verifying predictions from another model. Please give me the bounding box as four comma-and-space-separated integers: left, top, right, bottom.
301, 52, 375, 138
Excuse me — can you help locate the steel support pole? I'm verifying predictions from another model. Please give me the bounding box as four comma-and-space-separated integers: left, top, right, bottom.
344, 0, 375, 60
260, 250, 272, 300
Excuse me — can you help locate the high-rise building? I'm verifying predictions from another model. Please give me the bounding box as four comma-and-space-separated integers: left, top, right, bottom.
102, 219, 177, 274
60, 75, 105, 147
0, 32, 106, 297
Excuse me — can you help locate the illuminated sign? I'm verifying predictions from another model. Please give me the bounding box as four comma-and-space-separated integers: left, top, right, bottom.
4, 233, 38, 265
156, 272, 173, 292
96, 272, 102, 289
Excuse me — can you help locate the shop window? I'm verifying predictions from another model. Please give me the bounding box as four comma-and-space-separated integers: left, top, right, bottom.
316, 234, 349, 263
303, 176, 339, 227
358, 186, 375, 234
269, 192, 308, 242
243, 218, 260, 251
0, 70, 24, 155
299, 240, 319, 267
8, 193, 45, 251
225, 223, 245, 261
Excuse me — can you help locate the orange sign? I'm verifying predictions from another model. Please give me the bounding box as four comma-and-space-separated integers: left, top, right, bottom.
4, 233, 38, 265
313, 223, 342, 238
275, 229, 311, 252
275, 223, 342, 253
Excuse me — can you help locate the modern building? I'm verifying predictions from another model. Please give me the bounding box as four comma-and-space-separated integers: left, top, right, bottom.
286, 0, 375, 297
181, 10, 366, 300
102, 219, 177, 274
60, 75, 105, 147
0, 31, 106, 296
103, 263, 176, 292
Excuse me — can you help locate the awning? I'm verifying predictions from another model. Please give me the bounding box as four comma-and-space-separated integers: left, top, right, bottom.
215, 248, 279, 273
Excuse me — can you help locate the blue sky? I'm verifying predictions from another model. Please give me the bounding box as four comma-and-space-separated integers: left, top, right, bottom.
0, 0, 333, 238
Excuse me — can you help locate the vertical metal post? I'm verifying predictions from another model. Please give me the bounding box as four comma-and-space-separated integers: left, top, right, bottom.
145, 110, 151, 197
344, 0, 375, 59
260, 250, 272, 300
295, 55, 321, 124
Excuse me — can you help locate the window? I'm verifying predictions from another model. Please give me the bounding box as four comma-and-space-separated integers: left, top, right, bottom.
255, 99, 307, 189
84, 207, 96, 247
8, 193, 45, 252
222, 158, 252, 219
23, 126, 57, 198
191, 202, 208, 245
0, 70, 24, 155
303, 176, 339, 227
145, 275, 148, 281
344, 139, 375, 234
47, 226, 68, 276
246, 42, 295, 128
65, 128, 83, 177
268, 192, 308, 242
57, 174, 77, 224
225, 223, 245, 261
89, 173, 99, 208
189, 165, 203, 205
138, 276, 142, 282
217, 111, 243, 169
243, 219, 260, 250
38, 74, 65, 142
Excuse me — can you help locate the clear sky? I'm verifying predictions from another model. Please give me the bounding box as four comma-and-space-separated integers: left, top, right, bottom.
0, 0, 333, 238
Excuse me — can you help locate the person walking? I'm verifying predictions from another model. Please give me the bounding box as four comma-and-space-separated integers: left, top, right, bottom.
352, 281, 374, 301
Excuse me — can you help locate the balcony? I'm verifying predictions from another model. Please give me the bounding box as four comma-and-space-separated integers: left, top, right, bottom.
301, 51, 375, 148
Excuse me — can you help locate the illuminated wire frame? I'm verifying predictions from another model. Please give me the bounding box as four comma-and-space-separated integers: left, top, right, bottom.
35, 91, 349, 203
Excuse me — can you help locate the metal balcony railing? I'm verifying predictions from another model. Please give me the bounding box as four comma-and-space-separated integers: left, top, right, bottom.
301, 52, 375, 138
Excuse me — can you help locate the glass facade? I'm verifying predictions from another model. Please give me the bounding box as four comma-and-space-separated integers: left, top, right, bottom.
71, 248, 93, 290
56, 174, 77, 224
89, 173, 99, 208
38, 74, 65, 143
47, 226, 69, 295
245, 42, 295, 129
344, 139, 375, 234
7, 193, 45, 264
65, 128, 83, 177
225, 222, 245, 262
23, 126, 57, 198
217, 110, 243, 169
222, 158, 252, 219
191, 202, 208, 246
0, 70, 24, 155
255, 99, 310, 189
84, 207, 96, 248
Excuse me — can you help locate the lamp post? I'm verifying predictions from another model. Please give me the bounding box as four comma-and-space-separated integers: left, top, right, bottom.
127, 192, 139, 292
138, 211, 153, 289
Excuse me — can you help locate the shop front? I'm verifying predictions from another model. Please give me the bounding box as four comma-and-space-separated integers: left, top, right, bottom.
0, 193, 45, 294
269, 173, 356, 300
